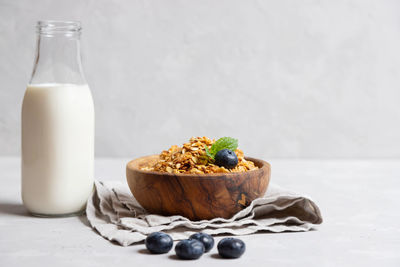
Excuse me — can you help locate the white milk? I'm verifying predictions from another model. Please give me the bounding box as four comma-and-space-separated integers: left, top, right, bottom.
22, 83, 94, 216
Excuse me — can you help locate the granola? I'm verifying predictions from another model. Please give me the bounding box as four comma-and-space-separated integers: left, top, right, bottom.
141, 137, 258, 174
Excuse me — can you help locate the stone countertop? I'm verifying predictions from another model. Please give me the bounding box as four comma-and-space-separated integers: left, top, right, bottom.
1, 157, 399, 267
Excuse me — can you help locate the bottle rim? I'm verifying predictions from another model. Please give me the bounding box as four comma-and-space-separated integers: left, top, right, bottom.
37, 20, 82, 35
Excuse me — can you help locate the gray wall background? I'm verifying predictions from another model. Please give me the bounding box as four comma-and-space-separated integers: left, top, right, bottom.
1, 0, 399, 158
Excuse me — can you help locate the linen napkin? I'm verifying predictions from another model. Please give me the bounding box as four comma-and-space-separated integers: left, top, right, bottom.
86, 180, 322, 246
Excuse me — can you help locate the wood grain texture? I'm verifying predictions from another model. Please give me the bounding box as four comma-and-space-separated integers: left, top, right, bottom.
126, 155, 271, 220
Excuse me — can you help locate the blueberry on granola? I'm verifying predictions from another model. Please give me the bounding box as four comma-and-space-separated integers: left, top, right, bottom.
214, 149, 238, 169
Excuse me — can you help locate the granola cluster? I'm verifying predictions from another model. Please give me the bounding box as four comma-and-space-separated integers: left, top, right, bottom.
141, 137, 258, 174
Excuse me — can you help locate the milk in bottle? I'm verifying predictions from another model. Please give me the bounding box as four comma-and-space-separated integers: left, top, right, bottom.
21, 21, 94, 216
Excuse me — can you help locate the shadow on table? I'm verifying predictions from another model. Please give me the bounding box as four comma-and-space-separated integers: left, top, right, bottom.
78, 214, 91, 227
137, 248, 152, 255
0, 202, 30, 217
167, 254, 226, 260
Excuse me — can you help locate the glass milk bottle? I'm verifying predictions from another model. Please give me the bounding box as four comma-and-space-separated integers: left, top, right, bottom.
22, 21, 94, 217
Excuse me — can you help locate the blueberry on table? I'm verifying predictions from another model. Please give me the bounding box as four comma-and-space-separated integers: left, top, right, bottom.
217, 238, 246, 259
145, 232, 173, 254
175, 239, 205, 260
189, 233, 214, 253
214, 149, 238, 169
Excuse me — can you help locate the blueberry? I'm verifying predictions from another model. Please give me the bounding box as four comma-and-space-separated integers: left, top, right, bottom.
175, 239, 205, 260
217, 238, 246, 259
189, 233, 214, 253
145, 232, 173, 254
214, 149, 238, 169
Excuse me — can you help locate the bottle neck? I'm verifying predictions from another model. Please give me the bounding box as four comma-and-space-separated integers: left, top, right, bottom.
29, 21, 86, 85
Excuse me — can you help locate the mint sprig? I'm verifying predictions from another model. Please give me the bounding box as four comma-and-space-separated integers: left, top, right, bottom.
205, 137, 238, 160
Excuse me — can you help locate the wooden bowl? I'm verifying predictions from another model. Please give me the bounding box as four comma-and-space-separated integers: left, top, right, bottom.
126, 155, 270, 220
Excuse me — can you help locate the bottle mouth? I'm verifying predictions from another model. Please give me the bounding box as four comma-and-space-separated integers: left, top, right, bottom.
37, 20, 82, 36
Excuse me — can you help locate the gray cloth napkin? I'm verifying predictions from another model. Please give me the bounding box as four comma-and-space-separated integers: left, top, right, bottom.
86, 180, 322, 246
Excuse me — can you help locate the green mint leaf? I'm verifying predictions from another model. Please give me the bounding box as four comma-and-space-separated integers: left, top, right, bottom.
210, 137, 238, 156
204, 146, 214, 159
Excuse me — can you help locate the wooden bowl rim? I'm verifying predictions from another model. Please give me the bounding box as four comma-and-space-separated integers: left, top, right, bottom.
127, 154, 270, 180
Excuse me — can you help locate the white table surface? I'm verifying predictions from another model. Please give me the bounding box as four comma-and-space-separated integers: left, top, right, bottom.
1, 157, 399, 267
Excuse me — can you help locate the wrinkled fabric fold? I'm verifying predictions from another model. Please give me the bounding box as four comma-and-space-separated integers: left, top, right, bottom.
86, 181, 322, 246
